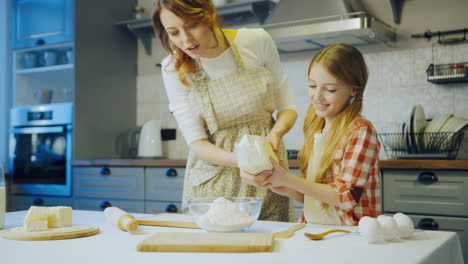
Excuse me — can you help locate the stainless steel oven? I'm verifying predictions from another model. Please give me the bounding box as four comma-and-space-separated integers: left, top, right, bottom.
9, 103, 73, 196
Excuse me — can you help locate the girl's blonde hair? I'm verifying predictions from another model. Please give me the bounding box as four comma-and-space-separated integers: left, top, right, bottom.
152, 0, 219, 87
299, 43, 368, 189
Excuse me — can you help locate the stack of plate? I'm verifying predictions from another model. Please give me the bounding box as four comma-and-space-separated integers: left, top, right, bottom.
381, 105, 468, 159
424, 115, 468, 151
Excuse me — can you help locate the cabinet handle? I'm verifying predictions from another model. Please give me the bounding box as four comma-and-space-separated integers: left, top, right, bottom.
417, 218, 439, 230
33, 198, 44, 206
417, 172, 438, 185
100, 167, 111, 176
165, 168, 177, 177
100, 201, 112, 210
165, 204, 178, 213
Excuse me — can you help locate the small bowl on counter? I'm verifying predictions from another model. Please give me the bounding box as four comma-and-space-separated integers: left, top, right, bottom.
188, 197, 263, 232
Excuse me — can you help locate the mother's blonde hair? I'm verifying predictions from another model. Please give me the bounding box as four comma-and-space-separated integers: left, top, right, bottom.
299, 43, 368, 188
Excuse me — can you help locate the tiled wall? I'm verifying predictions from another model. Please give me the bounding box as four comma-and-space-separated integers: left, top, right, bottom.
137, 38, 468, 160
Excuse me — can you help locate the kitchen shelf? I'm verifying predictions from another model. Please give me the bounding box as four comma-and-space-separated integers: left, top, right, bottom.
426, 62, 468, 84
16, 64, 74, 75
114, 0, 276, 55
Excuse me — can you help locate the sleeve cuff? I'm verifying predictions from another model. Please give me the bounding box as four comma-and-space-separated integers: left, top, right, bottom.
185, 134, 208, 146
330, 182, 357, 212
278, 105, 297, 112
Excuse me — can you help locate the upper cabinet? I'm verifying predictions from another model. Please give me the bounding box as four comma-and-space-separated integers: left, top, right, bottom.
11, 0, 74, 49
9, 0, 138, 159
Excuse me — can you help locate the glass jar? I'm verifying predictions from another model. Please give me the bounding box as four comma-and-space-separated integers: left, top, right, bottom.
449, 64, 464, 75
0, 163, 5, 229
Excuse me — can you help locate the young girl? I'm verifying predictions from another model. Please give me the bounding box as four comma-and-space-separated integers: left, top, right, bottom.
152, 0, 297, 221
242, 43, 381, 225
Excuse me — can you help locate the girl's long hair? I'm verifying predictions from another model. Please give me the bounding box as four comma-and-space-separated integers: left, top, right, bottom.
152, 0, 219, 87
299, 43, 368, 195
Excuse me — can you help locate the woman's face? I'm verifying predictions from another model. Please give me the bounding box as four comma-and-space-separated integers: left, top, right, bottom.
308, 63, 357, 122
159, 8, 218, 59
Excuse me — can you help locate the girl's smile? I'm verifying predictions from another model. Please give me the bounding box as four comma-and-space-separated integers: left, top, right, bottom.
308, 63, 356, 123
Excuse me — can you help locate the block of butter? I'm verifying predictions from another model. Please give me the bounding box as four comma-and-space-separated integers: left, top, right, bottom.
24, 206, 49, 232
48, 206, 72, 228
23, 206, 73, 232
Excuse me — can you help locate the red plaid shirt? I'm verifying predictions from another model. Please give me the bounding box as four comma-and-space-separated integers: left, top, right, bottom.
325, 116, 381, 225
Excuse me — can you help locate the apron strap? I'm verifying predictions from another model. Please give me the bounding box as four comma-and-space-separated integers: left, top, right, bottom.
222, 29, 246, 70
194, 28, 245, 135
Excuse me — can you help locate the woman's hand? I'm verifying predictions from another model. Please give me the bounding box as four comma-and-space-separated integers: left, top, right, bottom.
269, 186, 293, 197
240, 169, 272, 189
265, 131, 282, 152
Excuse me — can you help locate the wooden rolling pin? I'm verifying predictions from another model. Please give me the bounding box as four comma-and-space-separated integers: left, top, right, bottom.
104, 207, 200, 232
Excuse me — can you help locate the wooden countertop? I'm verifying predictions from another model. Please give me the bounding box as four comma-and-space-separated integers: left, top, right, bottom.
72, 159, 468, 170
72, 159, 187, 167
379, 160, 468, 170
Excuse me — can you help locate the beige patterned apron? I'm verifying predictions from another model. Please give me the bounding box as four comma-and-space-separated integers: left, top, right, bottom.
304, 133, 341, 225
181, 29, 290, 222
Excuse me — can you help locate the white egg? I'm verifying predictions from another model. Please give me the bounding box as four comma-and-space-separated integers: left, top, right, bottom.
359, 217, 383, 244
393, 213, 415, 239
377, 215, 399, 241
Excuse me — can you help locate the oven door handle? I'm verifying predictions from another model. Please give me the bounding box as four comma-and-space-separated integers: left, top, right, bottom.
13, 126, 65, 134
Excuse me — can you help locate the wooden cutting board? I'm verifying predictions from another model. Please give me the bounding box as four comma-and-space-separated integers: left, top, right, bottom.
137, 232, 274, 253
0, 225, 100, 241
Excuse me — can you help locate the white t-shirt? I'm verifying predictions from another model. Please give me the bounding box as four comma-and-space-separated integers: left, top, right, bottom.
161, 28, 296, 145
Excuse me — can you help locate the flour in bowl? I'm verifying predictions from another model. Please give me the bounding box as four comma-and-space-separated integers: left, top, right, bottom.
198, 197, 255, 231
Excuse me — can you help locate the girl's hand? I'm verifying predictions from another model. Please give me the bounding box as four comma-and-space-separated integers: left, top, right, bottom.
240, 169, 272, 189
265, 131, 281, 152
269, 157, 290, 187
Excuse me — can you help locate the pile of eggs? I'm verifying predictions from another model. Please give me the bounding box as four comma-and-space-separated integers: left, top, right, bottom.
358, 213, 414, 244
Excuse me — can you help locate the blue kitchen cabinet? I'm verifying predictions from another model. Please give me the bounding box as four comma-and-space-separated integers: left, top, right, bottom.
11, 0, 73, 49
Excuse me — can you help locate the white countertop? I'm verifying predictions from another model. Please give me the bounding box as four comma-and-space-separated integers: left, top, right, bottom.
1, 210, 464, 264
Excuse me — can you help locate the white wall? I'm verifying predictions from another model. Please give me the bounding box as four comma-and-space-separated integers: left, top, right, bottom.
136, 36, 468, 160
134, 0, 468, 160
0, 0, 11, 171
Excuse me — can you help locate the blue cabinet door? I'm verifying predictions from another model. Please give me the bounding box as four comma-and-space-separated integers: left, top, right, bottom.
12, 0, 73, 49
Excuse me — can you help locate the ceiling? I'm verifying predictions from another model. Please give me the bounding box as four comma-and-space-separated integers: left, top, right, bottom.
361, 0, 468, 41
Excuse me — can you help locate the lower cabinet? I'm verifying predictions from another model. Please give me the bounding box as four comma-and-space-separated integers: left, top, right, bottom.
71, 166, 186, 215
73, 198, 144, 214
406, 213, 468, 257
8, 195, 72, 212
145, 201, 182, 214
145, 167, 185, 214
72, 166, 145, 214
383, 169, 468, 263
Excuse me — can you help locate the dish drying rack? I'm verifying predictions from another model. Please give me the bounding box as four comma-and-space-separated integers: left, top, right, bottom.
426, 62, 468, 84
379, 132, 464, 160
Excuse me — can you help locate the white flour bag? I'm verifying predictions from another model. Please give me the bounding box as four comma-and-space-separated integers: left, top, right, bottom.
235, 134, 279, 175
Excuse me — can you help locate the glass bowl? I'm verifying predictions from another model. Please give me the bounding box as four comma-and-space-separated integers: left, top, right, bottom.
188, 197, 263, 232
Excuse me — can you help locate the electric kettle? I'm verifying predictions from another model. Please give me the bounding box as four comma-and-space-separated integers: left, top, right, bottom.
138, 120, 163, 158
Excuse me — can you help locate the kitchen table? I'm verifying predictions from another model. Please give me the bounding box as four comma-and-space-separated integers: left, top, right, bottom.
0, 210, 463, 264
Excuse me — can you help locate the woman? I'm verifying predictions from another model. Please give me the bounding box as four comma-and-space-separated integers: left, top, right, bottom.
241, 43, 381, 225
152, 0, 297, 221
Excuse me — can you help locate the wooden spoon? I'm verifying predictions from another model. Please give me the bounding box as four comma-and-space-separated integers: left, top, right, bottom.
304, 229, 351, 240
273, 223, 306, 239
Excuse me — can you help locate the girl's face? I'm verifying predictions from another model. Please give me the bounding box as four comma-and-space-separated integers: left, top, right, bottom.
308, 63, 357, 122
160, 8, 219, 59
